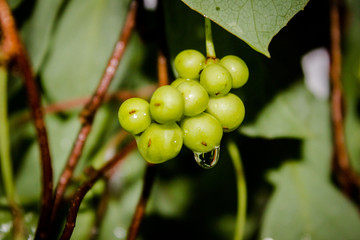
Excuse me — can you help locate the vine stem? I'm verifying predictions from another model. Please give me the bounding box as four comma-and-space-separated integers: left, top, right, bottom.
227, 140, 247, 240
205, 17, 216, 58
0, 67, 15, 211
51, 0, 139, 225
0, 66, 25, 240
329, 0, 360, 205
0, 0, 54, 239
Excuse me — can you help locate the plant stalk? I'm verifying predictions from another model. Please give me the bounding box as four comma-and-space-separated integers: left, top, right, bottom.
205, 17, 216, 58
0, 66, 26, 240
227, 140, 247, 240
0, 66, 15, 205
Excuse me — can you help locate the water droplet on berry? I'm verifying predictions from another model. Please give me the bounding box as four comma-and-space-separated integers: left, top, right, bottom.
193, 146, 220, 169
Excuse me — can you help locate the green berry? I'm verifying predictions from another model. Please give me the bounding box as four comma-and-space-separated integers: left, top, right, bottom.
137, 122, 183, 164
206, 93, 245, 132
220, 55, 249, 88
176, 80, 209, 117
174, 49, 205, 79
181, 113, 223, 153
150, 85, 184, 123
118, 98, 151, 135
200, 63, 232, 97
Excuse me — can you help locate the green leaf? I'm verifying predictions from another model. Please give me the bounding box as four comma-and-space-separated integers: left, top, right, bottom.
240, 82, 318, 139
41, 0, 131, 102
181, 0, 309, 57
261, 162, 360, 240
240, 82, 332, 176
96, 151, 146, 240
21, 0, 65, 73
15, 108, 113, 202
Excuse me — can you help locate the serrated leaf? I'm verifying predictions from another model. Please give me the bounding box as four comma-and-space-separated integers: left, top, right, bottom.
181, 0, 309, 57
261, 162, 360, 240
41, 0, 131, 102
21, 0, 64, 73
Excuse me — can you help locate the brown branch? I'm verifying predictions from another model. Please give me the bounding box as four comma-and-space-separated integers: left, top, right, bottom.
51, 0, 139, 225
330, 0, 360, 205
59, 140, 137, 240
44, 85, 156, 115
0, 1, 54, 239
157, 49, 169, 87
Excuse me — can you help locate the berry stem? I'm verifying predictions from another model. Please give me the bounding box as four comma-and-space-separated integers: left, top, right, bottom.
227, 140, 247, 240
205, 17, 216, 58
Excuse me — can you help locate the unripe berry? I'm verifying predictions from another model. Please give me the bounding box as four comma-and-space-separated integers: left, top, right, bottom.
181, 113, 223, 153
137, 122, 183, 164
206, 93, 245, 132
176, 80, 209, 116
220, 55, 249, 88
150, 85, 184, 123
118, 98, 151, 135
174, 49, 205, 79
200, 63, 232, 97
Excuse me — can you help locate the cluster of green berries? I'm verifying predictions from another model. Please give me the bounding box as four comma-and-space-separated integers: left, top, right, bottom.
118, 49, 248, 165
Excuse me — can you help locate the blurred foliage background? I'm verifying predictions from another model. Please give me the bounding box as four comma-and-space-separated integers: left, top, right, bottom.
1, 0, 360, 239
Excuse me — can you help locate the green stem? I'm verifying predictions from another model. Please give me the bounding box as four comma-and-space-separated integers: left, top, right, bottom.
0, 66, 15, 202
227, 140, 247, 240
205, 17, 216, 58
0, 65, 25, 240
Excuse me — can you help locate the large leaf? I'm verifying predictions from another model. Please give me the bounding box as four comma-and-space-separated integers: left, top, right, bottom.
21, 0, 64, 73
261, 162, 360, 240
15, 108, 113, 202
181, 0, 309, 57
240, 82, 332, 176
240, 82, 319, 139
41, 0, 131, 102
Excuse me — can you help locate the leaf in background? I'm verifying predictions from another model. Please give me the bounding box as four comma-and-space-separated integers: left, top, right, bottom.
181, 0, 309, 57
260, 162, 360, 240
301, 99, 331, 177
41, 0, 131, 102
15, 107, 113, 202
240, 82, 332, 176
240, 82, 316, 139
96, 151, 145, 240
21, 0, 64, 73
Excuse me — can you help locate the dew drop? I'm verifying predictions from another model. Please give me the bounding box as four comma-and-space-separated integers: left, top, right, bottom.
193, 146, 220, 169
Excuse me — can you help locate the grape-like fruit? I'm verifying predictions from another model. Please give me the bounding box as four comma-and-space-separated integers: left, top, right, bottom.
150, 85, 184, 123
174, 49, 205, 79
206, 93, 245, 132
181, 113, 223, 153
118, 98, 151, 135
220, 55, 249, 88
176, 80, 209, 116
137, 122, 183, 164
200, 63, 232, 97
171, 78, 188, 88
